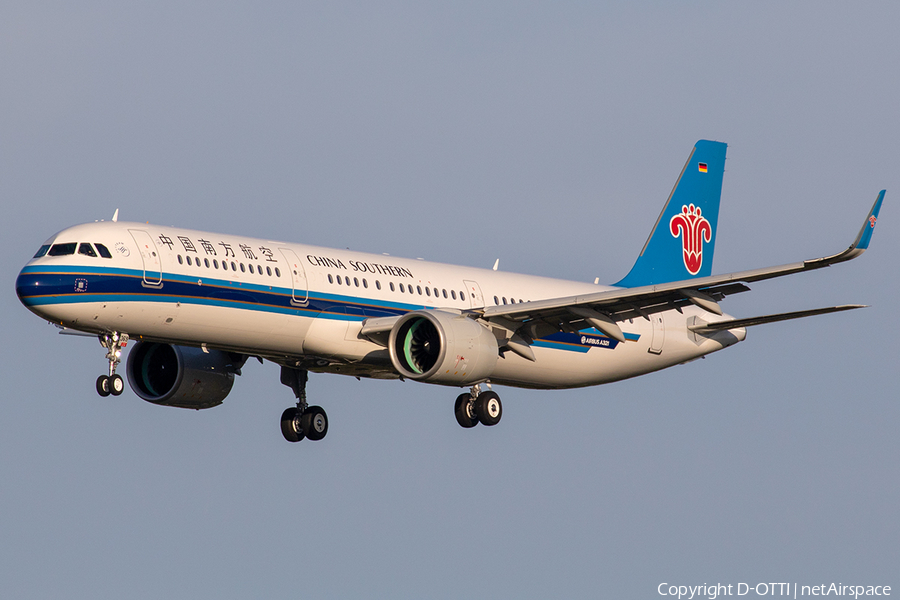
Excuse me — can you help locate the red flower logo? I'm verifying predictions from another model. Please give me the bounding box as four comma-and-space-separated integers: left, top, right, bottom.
670, 204, 712, 275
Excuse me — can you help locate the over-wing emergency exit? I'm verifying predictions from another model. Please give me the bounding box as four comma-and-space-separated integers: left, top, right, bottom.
15, 141, 885, 443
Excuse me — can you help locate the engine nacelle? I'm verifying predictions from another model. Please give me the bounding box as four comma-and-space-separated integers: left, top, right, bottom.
126, 342, 239, 409
388, 310, 498, 385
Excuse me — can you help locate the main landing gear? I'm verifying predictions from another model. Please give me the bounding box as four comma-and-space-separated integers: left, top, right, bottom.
96, 332, 129, 397
279, 366, 328, 443
454, 384, 502, 428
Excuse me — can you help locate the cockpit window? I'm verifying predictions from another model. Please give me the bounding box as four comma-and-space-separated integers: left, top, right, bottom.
95, 243, 112, 258
78, 243, 97, 257
33, 245, 51, 258
48, 243, 77, 256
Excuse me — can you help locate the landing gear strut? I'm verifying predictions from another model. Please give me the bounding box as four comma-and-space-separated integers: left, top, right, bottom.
280, 366, 328, 443
455, 384, 502, 428
96, 332, 129, 397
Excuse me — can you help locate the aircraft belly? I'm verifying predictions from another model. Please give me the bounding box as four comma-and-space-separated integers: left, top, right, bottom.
302, 317, 381, 359
42, 299, 317, 356
490, 343, 658, 388
490, 310, 737, 389
156, 302, 315, 354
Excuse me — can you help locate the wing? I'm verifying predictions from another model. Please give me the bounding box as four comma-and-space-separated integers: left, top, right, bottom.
480, 191, 885, 346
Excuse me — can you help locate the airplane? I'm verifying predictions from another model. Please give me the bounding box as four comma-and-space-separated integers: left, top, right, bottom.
15, 140, 884, 444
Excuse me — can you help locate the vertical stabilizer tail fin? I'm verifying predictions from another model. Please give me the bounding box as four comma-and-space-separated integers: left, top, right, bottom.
615, 140, 727, 288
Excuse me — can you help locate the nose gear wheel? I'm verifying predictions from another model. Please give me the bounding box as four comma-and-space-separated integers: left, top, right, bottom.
96, 333, 129, 397
279, 366, 329, 443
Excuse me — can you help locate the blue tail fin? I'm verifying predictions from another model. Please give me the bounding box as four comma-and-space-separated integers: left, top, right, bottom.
615, 140, 727, 287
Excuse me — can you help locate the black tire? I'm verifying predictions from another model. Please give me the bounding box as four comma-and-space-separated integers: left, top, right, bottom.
280, 407, 304, 442
96, 375, 111, 397
454, 393, 479, 428
475, 391, 502, 426
109, 374, 125, 396
304, 406, 328, 441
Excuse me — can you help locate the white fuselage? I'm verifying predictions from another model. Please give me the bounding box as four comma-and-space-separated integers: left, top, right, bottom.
16, 221, 745, 390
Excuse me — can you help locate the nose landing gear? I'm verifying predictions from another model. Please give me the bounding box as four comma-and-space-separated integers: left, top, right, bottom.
96, 332, 129, 397
280, 366, 329, 443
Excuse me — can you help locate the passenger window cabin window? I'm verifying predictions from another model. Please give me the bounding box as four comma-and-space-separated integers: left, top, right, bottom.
425, 287, 431, 297
336, 276, 342, 285
178, 255, 184, 265
231, 262, 237, 271
354, 277, 359, 287
186, 256, 192, 266
213, 259, 219, 269
33, 245, 51, 258
417, 286, 422, 295
275, 268, 281, 277
363, 279, 368, 289
328, 274, 334, 284
48, 243, 77, 256
204, 258, 210, 268
95, 244, 112, 258
451, 290, 457, 300
502, 297, 507, 304
461, 290, 466, 300
389, 282, 395, 292
494, 296, 499, 305
375, 280, 380, 290
267, 267, 272, 276
248, 264, 254, 274
442, 289, 448, 299
399, 283, 405, 292
240, 263, 245, 272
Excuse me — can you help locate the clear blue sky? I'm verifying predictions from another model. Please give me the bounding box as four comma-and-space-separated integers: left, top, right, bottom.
2, 2, 898, 598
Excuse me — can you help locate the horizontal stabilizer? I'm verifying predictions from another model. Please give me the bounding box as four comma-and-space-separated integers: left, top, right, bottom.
687, 305, 866, 333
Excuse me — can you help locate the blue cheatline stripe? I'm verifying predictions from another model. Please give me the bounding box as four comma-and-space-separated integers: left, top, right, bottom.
532, 340, 591, 353
17, 266, 424, 317
17, 266, 640, 353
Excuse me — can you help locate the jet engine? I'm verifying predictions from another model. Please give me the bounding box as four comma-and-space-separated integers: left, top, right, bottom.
126, 342, 242, 409
388, 310, 498, 385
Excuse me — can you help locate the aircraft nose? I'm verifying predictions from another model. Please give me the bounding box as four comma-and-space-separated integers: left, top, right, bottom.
16, 268, 37, 304
16, 268, 57, 312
